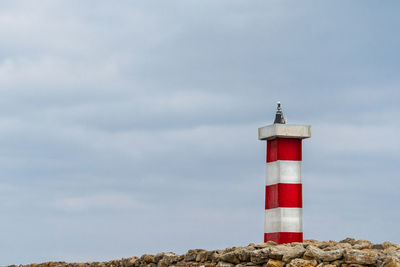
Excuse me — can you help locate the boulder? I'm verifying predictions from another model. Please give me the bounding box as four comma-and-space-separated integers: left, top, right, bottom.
219, 249, 251, 264
353, 240, 373, 250
344, 249, 377, 265
216, 262, 234, 267
185, 250, 207, 262
250, 248, 270, 264
140, 255, 155, 264
287, 259, 317, 267
304, 245, 325, 261
255, 242, 277, 249
382, 257, 400, 267
323, 249, 344, 262
156, 253, 182, 267
340, 238, 356, 246
304, 247, 344, 262
383, 242, 400, 250
263, 259, 284, 267
269, 245, 306, 262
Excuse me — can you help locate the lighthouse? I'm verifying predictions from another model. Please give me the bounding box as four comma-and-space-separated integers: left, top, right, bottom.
258, 102, 311, 244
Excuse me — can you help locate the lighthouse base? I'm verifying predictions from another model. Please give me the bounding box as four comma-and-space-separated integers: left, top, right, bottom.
264, 232, 303, 244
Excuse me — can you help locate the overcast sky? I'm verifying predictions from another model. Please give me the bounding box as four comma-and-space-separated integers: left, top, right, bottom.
1, 1, 399, 265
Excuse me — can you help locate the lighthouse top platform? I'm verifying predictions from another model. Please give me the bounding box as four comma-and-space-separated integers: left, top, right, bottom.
258, 124, 312, 141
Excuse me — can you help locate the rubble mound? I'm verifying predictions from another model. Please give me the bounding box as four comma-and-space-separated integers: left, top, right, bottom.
11, 238, 400, 267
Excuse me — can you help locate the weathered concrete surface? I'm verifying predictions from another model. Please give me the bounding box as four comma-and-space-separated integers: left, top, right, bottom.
9, 239, 400, 267
258, 124, 312, 140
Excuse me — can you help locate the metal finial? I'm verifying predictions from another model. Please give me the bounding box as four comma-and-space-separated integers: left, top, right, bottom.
274, 101, 286, 124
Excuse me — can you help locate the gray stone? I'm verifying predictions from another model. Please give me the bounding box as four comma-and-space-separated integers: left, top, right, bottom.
12, 238, 400, 267
254, 242, 277, 249
216, 262, 234, 267
269, 244, 306, 262
383, 242, 400, 250
219, 249, 251, 264
250, 248, 270, 264
196, 251, 209, 262
141, 255, 156, 264
157, 253, 182, 267
372, 244, 385, 250
323, 249, 344, 262
304, 245, 325, 261
382, 257, 400, 267
340, 238, 356, 245
344, 249, 377, 265
263, 259, 284, 267
342, 264, 368, 267
185, 250, 207, 262
287, 259, 317, 267
386, 250, 400, 260
353, 240, 372, 250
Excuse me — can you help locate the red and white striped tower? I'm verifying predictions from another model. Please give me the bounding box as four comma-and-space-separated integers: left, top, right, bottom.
258, 102, 311, 244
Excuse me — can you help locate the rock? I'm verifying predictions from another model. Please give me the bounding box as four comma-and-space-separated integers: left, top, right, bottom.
219, 252, 241, 264
382, 257, 400, 267
304, 245, 325, 261
383, 242, 400, 250
255, 242, 277, 249
353, 240, 372, 250
344, 249, 377, 265
140, 255, 155, 264
236, 249, 252, 262
156, 252, 182, 267
372, 244, 385, 250
219, 249, 251, 264
386, 250, 400, 259
185, 250, 207, 262
250, 248, 270, 264
209, 250, 224, 262
270, 245, 306, 262
340, 238, 356, 245
325, 243, 352, 250
287, 259, 317, 267
216, 262, 234, 267
124, 257, 139, 267
304, 245, 344, 261
196, 251, 210, 262
324, 249, 344, 262
263, 259, 284, 267
154, 252, 178, 263
176, 262, 209, 267
303, 241, 338, 251
330, 260, 344, 267
224, 247, 238, 253
12, 238, 400, 267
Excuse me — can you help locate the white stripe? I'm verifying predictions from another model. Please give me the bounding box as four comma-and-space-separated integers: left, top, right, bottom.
266, 161, 302, 185
264, 208, 302, 233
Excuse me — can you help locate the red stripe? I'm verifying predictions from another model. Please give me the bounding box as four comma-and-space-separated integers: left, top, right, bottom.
264, 232, 303, 244
267, 138, 302, 162
265, 183, 302, 209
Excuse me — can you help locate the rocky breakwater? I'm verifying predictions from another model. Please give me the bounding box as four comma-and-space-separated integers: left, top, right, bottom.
11, 239, 400, 267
